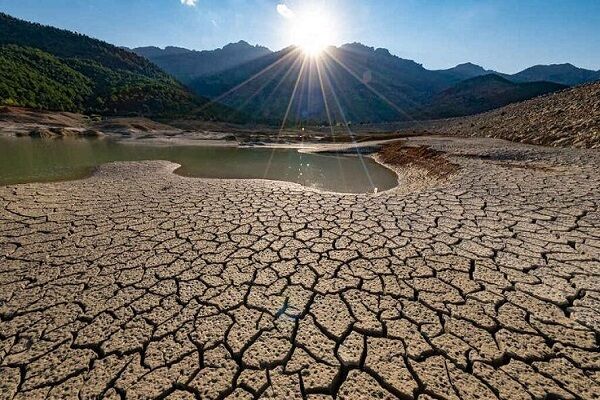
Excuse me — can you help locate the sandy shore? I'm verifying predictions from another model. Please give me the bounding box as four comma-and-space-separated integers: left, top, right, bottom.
0, 136, 599, 399
0, 119, 411, 154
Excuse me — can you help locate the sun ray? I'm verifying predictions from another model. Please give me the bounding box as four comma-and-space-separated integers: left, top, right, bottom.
263, 54, 309, 179
254, 53, 306, 123
315, 59, 334, 136
290, 7, 336, 57
324, 48, 424, 124
316, 58, 349, 190
318, 57, 376, 190
196, 47, 302, 115
232, 53, 304, 114
279, 56, 309, 133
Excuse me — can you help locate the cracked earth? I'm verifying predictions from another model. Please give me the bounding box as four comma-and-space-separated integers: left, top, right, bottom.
0, 137, 599, 399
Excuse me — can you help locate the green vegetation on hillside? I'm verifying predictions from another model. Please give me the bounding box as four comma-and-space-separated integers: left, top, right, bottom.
0, 13, 241, 120
0, 12, 163, 76
0, 45, 92, 111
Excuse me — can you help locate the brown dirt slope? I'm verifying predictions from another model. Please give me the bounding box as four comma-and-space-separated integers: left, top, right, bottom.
379, 141, 459, 178
422, 82, 600, 148
0, 106, 181, 136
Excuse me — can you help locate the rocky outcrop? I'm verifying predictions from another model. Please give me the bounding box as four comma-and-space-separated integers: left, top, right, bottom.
15, 126, 103, 138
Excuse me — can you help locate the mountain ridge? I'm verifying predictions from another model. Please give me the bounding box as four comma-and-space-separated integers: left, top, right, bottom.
436, 63, 500, 81
132, 41, 272, 83
185, 44, 586, 123
133, 40, 598, 123
511, 63, 600, 86
2, 11, 598, 125
422, 74, 567, 118
136, 41, 600, 88
188, 45, 448, 123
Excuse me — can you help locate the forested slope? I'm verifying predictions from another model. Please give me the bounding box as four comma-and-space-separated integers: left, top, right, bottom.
0, 13, 239, 120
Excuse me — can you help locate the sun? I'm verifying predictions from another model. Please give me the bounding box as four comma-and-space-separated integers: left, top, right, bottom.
290, 9, 336, 57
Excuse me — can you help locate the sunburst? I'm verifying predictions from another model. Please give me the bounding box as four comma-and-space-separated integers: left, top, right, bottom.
289, 8, 336, 57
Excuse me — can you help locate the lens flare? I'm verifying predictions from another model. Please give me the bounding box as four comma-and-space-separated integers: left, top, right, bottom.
290, 8, 335, 57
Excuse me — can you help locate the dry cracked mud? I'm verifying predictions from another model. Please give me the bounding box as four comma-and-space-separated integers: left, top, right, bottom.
0, 137, 599, 400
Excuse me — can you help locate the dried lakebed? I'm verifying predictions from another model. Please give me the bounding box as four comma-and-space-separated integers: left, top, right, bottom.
0, 137, 398, 194
0, 137, 599, 399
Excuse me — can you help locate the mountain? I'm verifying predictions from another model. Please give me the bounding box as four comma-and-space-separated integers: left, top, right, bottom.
438, 63, 600, 86
134, 38, 598, 124
0, 13, 237, 120
187, 43, 466, 124
422, 81, 600, 148
133, 46, 192, 59
422, 74, 567, 118
2, 12, 596, 125
187, 44, 572, 124
133, 41, 272, 83
511, 63, 600, 86
136, 39, 600, 92
436, 62, 500, 81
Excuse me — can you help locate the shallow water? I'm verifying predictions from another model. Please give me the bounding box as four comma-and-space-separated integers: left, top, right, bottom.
0, 137, 398, 193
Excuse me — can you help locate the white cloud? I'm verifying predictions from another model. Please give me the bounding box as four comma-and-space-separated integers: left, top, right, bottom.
277, 4, 295, 19
180, 0, 197, 7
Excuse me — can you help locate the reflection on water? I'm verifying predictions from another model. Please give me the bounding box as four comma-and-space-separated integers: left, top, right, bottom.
0, 137, 398, 193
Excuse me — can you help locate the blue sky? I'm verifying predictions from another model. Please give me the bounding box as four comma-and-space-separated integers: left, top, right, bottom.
1, 0, 599, 73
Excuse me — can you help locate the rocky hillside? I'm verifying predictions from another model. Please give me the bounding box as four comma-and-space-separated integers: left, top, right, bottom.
422, 82, 600, 148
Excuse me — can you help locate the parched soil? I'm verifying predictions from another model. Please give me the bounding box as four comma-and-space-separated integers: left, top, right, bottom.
0, 137, 599, 399
378, 141, 460, 178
